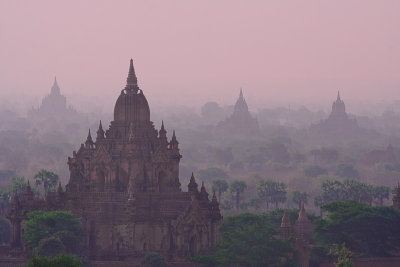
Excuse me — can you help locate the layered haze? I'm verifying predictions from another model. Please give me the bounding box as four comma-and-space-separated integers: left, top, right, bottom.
0, 0, 399, 114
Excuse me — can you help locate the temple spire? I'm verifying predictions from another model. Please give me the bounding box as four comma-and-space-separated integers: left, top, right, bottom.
51, 76, 60, 94
96, 120, 105, 140
85, 129, 93, 148
239, 88, 243, 99
188, 172, 198, 193
337, 90, 341, 101
126, 58, 138, 88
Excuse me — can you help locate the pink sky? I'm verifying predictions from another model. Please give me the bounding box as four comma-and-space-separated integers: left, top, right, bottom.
0, 1, 399, 111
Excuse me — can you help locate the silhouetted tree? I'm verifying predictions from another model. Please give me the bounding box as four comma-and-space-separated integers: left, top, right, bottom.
23, 210, 82, 257
291, 191, 309, 209
230, 180, 247, 210
257, 180, 287, 210
211, 179, 229, 202
34, 169, 59, 194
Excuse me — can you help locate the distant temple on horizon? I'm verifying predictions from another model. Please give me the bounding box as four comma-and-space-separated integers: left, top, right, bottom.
9, 60, 222, 264
216, 89, 260, 136
306, 91, 362, 143
29, 77, 76, 118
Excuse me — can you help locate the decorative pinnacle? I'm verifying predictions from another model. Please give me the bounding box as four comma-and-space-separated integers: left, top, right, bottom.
239, 88, 243, 99
99, 120, 103, 131
337, 90, 341, 101
86, 129, 93, 142
171, 130, 178, 144
160, 121, 166, 134
126, 58, 138, 87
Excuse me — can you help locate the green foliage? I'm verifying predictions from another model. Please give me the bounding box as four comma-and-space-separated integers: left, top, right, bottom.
314, 201, 400, 257
304, 165, 327, 177
34, 169, 59, 193
329, 243, 354, 267
191, 213, 296, 267
335, 163, 359, 179
141, 251, 166, 267
257, 180, 287, 210
23, 211, 82, 256
26, 254, 83, 267
195, 168, 229, 182
37, 236, 66, 257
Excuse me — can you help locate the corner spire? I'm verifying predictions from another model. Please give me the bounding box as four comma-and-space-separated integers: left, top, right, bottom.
126, 58, 138, 88
188, 172, 198, 193
96, 120, 105, 140
85, 129, 93, 148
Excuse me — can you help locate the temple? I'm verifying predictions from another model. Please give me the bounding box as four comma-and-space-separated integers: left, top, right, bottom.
8, 59, 222, 263
216, 89, 259, 135
280, 204, 313, 267
307, 91, 362, 144
29, 77, 76, 118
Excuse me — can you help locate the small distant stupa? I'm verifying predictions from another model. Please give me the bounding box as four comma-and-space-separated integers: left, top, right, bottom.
29, 77, 75, 117
308, 91, 360, 142
216, 89, 259, 135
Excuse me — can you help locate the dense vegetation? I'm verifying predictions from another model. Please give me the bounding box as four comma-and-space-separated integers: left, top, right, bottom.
23, 210, 82, 257
191, 212, 299, 267
314, 201, 400, 257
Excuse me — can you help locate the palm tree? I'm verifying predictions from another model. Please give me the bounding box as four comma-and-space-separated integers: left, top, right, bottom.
230, 180, 247, 210
257, 180, 287, 210
291, 191, 309, 210
212, 179, 229, 202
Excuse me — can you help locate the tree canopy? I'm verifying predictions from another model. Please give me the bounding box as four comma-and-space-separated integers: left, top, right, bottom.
23, 210, 82, 257
314, 201, 400, 257
26, 254, 83, 267
191, 213, 297, 267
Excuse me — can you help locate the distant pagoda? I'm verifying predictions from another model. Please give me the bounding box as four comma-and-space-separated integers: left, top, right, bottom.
307, 91, 361, 142
29, 77, 76, 118
216, 89, 259, 135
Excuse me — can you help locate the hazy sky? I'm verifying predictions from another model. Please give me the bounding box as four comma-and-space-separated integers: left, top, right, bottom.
1, 1, 399, 112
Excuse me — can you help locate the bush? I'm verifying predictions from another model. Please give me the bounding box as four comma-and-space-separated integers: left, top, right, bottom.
26, 254, 83, 267
141, 251, 166, 267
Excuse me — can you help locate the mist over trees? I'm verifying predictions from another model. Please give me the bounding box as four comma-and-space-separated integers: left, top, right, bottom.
2, 85, 400, 267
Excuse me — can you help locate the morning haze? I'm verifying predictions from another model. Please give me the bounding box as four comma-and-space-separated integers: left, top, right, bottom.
2, 1, 400, 267
1, 1, 400, 114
